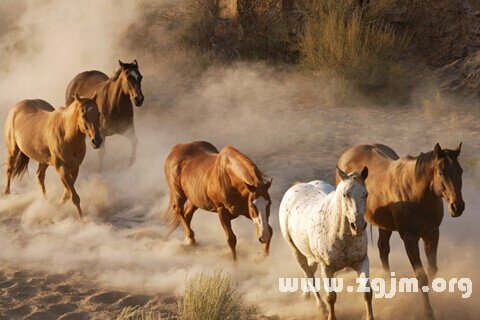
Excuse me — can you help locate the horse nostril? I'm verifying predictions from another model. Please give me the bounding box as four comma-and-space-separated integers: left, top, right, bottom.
350, 222, 357, 231
259, 237, 265, 244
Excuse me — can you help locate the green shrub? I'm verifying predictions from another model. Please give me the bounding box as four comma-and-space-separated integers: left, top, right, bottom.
296, 0, 411, 100
178, 269, 256, 320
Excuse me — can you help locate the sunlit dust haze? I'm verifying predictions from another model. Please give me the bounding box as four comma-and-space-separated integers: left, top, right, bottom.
0, 1, 479, 319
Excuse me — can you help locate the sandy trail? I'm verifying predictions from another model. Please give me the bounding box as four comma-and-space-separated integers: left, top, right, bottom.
0, 72, 479, 319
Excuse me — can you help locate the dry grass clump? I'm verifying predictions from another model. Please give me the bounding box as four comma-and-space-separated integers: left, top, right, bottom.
296, 0, 411, 100
116, 306, 168, 320
178, 269, 256, 320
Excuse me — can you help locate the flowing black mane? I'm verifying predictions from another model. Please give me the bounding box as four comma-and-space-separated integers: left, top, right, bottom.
413, 151, 436, 178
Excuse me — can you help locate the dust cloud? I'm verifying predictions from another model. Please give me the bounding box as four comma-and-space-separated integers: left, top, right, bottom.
0, 1, 479, 319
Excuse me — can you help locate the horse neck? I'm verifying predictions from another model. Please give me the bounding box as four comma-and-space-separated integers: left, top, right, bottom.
402, 157, 437, 200
225, 153, 261, 189
61, 104, 85, 144
327, 187, 352, 239
107, 76, 130, 109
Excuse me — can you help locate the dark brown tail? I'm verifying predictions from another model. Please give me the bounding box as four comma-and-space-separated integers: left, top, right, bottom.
12, 152, 29, 178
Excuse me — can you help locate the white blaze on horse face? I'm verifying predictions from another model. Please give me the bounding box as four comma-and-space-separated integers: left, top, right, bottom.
130, 70, 139, 81
253, 196, 270, 242
340, 179, 368, 236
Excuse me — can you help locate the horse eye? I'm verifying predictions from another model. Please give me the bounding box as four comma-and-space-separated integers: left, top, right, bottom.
438, 171, 443, 176
365, 193, 369, 198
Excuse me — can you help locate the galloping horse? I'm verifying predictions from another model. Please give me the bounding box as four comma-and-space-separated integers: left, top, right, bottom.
337, 143, 464, 320
3, 95, 102, 219
280, 167, 373, 320
164, 141, 273, 261
65, 60, 144, 167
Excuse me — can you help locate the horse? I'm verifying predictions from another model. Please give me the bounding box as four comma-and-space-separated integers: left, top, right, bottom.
65, 60, 144, 167
3, 94, 102, 219
280, 166, 373, 320
164, 141, 273, 261
337, 143, 464, 320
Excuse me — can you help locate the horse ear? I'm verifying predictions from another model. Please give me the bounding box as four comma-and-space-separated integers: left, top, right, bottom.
455, 142, 462, 157
119, 60, 126, 69
91, 90, 98, 101
73, 93, 82, 103
360, 166, 368, 181
264, 178, 272, 189
133, 59, 138, 66
336, 166, 349, 181
434, 143, 443, 158
245, 182, 256, 193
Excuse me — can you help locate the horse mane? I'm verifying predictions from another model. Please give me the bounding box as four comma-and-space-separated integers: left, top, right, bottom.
408, 151, 435, 179
111, 67, 124, 80
222, 146, 266, 186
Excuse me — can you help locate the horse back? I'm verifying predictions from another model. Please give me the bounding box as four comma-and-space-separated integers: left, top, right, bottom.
65, 70, 108, 105
165, 141, 221, 209
337, 144, 400, 229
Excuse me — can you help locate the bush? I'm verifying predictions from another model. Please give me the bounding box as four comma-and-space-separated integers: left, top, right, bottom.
296, 0, 411, 100
178, 269, 256, 320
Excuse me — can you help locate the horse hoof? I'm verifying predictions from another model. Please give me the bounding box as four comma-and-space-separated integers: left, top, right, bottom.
183, 237, 197, 246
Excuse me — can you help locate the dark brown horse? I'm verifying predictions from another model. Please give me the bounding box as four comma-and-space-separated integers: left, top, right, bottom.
165, 141, 273, 261
65, 60, 144, 166
337, 143, 464, 320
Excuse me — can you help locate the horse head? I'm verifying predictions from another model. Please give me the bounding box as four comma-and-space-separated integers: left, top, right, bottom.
245, 178, 273, 245
73, 93, 102, 149
118, 59, 144, 106
431, 143, 464, 217
336, 166, 369, 237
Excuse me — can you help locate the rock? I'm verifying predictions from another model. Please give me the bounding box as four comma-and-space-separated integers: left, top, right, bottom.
85, 291, 128, 304
117, 294, 152, 308
436, 50, 480, 98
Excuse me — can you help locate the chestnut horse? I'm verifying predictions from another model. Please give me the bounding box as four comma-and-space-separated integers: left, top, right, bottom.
65, 60, 144, 166
337, 143, 464, 320
165, 141, 273, 261
3, 95, 102, 219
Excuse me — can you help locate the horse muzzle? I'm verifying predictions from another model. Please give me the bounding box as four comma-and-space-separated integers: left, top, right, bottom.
350, 222, 366, 237
450, 200, 465, 217
134, 94, 144, 107
91, 137, 103, 149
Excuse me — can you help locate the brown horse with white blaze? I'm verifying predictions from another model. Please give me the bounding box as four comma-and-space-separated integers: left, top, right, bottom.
65, 60, 144, 166
337, 143, 464, 320
165, 141, 273, 261
3, 95, 102, 219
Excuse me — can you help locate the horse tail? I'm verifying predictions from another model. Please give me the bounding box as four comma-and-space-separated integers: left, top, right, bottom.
11, 152, 29, 179
165, 193, 180, 237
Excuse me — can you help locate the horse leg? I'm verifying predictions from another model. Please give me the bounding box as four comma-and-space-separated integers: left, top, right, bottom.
125, 126, 137, 166
401, 232, 435, 320
57, 165, 83, 219
352, 256, 374, 320
36, 163, 48, 198
60, 167, 79, 203
261, 225, 273, 257
285, 235, 327, 312
3, 145, 19, 195
320, 263, 337, 320
378, 229, 392, 273
172, 196, 192, 244
183, 201, 198, 245
422, 228, 439, 279
217, 208, 237, 261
